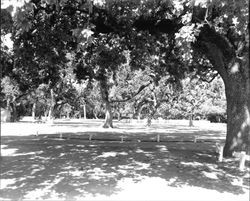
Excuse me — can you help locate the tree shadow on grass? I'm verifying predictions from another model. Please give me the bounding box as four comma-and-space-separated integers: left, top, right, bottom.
1, 135, 249, 200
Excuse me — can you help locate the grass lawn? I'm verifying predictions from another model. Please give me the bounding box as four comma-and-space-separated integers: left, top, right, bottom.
1, 119, 249, 201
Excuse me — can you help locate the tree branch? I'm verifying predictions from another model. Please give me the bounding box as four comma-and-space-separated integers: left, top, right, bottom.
111, 82, 151, 103
199, 72, 219, 83
196, 24, 235, 62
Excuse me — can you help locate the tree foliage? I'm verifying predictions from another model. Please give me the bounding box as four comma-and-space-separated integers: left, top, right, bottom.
2, 0, 249, 155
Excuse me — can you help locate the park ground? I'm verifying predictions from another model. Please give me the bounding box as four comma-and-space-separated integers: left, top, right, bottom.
0, 119, 249, 201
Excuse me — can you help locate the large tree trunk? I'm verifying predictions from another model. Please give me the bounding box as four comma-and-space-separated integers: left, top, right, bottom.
11, 101, 18, 122
223, 59, 250, 157
194, 24, 249, 157
103, 100, 113, 128
146, 91, 158, 127
6, 98, 14, 122
8, 97, 18, 122
99, 78, 113, 128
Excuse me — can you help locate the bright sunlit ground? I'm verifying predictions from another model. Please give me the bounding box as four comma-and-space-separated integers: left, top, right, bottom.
1, 119, 249, 201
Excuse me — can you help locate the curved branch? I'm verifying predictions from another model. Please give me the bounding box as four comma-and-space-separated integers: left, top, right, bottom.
199, 72, 219, 83
111, 82, 151, 103
196, 24, 235, 62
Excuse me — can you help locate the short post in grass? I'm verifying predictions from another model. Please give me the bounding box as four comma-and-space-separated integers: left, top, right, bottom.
194, 136, 197, 143
216, 143, 224, 162
120, 136, 124, 143
239, 151, 246, 171
36, 131, 39, 136
218, 146, 223, 162
157, 134, 160, 142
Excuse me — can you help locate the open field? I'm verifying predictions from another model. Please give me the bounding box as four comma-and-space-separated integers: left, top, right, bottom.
1, 119, 226, 140
1, 119, 249, 201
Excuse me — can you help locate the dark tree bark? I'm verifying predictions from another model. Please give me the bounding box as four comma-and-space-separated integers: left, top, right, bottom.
195, 25, 250, 157
10, 101, 17, 122
146, 91, 159, 127
223, 57, 250, 156
103, 100, 113, 128
99, 78, 113, 128
7, 97, 18, 122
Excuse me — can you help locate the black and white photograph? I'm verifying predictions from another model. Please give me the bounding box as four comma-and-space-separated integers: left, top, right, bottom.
1, 0, 249, 200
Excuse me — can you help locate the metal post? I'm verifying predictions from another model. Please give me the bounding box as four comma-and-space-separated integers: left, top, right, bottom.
218, 145, 223, 162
